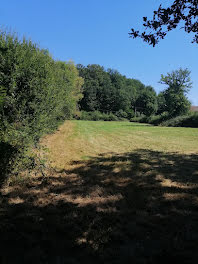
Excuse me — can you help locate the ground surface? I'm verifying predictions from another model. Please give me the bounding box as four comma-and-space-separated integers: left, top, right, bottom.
1, 121, 198, 263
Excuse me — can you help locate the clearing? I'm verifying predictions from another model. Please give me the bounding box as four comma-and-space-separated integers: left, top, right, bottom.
1, 121, 198, 263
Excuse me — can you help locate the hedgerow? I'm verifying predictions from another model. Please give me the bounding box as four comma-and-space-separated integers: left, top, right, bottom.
160, 112, 198, 128
0, 30, 83, 178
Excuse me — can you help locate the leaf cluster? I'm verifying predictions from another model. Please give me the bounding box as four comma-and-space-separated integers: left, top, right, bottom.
158, 68, 191, 117
129, 0, 198, 46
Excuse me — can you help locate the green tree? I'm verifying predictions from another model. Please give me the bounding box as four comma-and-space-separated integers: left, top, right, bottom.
77, 64, 104, 111
129, 0, 198, 46
157, 92, 167, 114
160, 68, 192, 116
135, 87, 158, 116
77, 64, 157, 118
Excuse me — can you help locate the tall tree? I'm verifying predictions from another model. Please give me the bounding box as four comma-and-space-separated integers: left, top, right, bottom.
129, 0, 198, 46
157, 91, 167, 114
135, 87, 158, 116
160, 68, 192, 116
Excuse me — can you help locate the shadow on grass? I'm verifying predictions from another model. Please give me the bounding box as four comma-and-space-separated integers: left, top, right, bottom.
0, 149, 198, 263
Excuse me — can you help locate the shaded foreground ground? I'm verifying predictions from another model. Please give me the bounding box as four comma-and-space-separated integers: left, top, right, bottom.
1, 121, 198, 263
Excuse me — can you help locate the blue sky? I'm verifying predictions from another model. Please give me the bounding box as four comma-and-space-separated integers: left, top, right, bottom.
1, 0, 197, 105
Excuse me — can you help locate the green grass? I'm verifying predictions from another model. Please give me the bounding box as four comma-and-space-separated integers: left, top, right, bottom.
41, 120, 198, 178
72, 120, 198, 156
1, 120, 198, 263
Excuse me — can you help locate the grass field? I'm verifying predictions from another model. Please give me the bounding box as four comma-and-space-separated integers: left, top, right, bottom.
42, 120, 198, 169
1, 121, 198, 263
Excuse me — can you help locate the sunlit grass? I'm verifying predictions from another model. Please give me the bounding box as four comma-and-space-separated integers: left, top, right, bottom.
41, 120, 198, 170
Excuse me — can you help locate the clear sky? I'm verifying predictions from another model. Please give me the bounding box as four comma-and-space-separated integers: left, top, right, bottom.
1, 0, 197, 105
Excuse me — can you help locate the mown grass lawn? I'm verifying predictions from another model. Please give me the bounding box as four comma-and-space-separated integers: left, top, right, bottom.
1, 121, 198, 263
42, 120, 198, 169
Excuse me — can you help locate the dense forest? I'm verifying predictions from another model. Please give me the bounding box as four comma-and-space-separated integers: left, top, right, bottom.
77, 64, 157, 118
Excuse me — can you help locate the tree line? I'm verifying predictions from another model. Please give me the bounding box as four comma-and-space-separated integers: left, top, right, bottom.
77, 64, 192, 120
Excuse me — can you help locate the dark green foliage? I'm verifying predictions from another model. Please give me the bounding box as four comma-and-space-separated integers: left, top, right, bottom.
78, 64, 194, 128
132, 69, 193, 127
157, 92, 167, 114
80, 111, 119, 121
131, 112, 170, 125
130, 115, 151, 124
135, 87, 158, 116
77, 64, 125, 113
108, 112, 119, 121
0, 86, 6, 110
160, 68, 191, 117
161, 112, 198, 128
149, 112, 170, 125
0, 30, 83, 176
125, 108, 135, 119
77, 64, 157, 119
163, 91, 191, 117
131, 111, 198, 128
115, 109, 128, 119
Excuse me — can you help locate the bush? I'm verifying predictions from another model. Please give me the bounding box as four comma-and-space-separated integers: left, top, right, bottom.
130, 115, 149, 123
115, 109, 128, 119
126, 109, 135, 119
130, 112, 170, 125
107, 112, 119, 121
161, 112, 198, 128
149, 112, 169, 125
79, 111, 119, 121
0, 30, 83, 178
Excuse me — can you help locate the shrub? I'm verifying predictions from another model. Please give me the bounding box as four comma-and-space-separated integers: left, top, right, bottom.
130, 115, 149, 123
115, 109, 128, 119
79, 111, 119, 121
161, 112, 198, 128
149, 112, 169, 125
130, 112, 170, 125
0, 30, 83, 178
107, 112, 119, 121
126, 109, 135, 119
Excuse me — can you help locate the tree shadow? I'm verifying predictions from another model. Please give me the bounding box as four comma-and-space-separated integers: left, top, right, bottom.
1, 149, 198, 263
